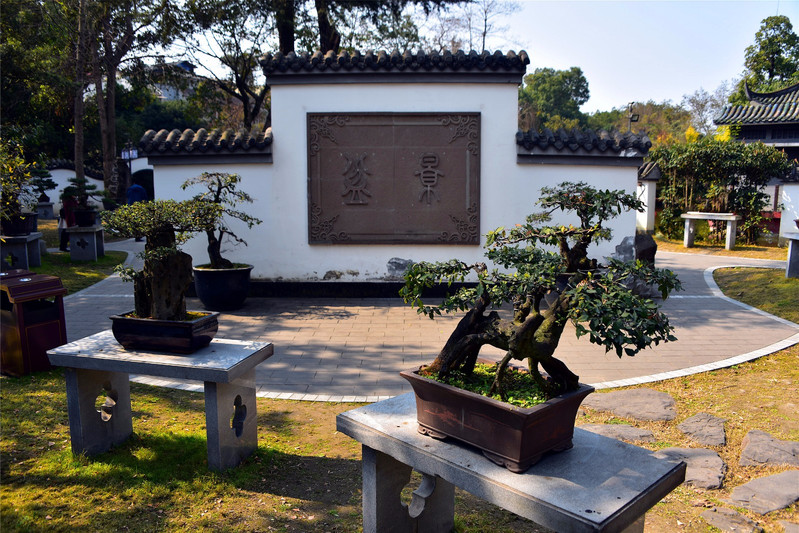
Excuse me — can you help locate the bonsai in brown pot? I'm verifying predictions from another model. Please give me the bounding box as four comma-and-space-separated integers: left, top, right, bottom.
399, 182, 682, 472
101, 198, 222, 353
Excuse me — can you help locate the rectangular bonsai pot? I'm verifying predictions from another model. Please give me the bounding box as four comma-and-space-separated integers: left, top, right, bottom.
109, 311, 219, 354
400, 368, 594, 473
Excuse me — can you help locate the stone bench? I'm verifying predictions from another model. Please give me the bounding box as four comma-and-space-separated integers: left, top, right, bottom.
48, 330, 273, 470
681, 212, 741, 250
337, 393, 686, 533
66, 225, 104, 261
0, 232, 42, 270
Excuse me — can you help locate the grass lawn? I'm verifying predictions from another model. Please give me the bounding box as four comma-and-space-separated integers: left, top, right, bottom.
1, 251, 797, 532
30, 251, 127, 294
655, 234, 788, 261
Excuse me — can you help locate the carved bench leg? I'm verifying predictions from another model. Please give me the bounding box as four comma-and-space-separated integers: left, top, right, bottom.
361, 445, 455, 533
683, 219, 696, 248
725, 219, 737, 250
204, 368, 257, 470
64, 368, 132, 455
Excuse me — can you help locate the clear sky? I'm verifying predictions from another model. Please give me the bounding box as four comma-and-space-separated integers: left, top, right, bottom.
492, 0, 799, 113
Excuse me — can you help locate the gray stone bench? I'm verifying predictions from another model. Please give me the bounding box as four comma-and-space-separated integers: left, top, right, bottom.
48, 330, 273, 470
66, 225, 104, 261
0, 232, 42, 270
785, 232, 799, 278
681, 212, 741, 250
337, 393, 686, 533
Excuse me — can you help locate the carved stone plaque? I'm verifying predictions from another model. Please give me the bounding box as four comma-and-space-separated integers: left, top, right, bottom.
308, 113, 480, 244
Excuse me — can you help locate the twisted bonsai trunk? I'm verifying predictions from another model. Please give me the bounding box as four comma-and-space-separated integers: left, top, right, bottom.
135, 229, 193, 320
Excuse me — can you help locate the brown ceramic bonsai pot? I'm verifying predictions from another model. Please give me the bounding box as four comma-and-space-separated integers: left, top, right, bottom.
109, 311, 219, 354
400, 368, 594, 473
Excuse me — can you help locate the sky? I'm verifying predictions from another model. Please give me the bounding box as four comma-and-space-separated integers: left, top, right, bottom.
490, 0, 799, 113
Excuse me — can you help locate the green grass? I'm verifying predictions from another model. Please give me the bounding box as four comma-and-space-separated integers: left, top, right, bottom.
713, 267, 799, 323
30, 251, 127, 294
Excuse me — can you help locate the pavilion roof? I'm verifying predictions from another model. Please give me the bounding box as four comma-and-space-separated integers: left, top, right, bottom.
715, 82, 799, 125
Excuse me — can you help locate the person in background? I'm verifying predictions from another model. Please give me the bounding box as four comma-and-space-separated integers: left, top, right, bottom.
126, 179, 148, 241
58, 189, 78, 252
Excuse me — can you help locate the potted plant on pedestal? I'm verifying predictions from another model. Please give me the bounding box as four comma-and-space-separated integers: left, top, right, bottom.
1, 139, 38, 236
399, 182, 682, 472
181, 172, 263, 311
101, 199, 222, 353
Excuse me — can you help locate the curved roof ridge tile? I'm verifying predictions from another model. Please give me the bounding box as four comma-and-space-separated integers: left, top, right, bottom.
516, 127, 650, 156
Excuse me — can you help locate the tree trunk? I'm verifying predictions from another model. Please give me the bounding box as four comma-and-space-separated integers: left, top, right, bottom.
206, 229, 233, 269
73, 0, 88, 189
274, 0, 296, 54
141, 230, 192, 320
314, 0, 341, 53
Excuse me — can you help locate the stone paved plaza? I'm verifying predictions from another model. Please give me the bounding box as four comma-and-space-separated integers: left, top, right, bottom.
63, 240, 799, 402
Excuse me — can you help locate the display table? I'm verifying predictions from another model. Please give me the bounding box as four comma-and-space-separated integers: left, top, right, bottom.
48, 330, 273, 470
785, 232, 799, 278
337, 394, 686, 533
0, 232, 42, 270
681, 212, 741, 250
66, 225, 104, 261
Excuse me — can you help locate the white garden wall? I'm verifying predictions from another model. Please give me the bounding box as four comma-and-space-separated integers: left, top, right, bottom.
147, 52, 642, 282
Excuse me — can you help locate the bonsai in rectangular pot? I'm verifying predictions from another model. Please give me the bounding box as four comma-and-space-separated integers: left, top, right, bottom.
182, 172, 263, 311
399, 182, 682, 472
101, 199, 222, 353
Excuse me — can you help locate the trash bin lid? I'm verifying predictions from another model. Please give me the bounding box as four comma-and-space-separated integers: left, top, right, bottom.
0, 269, 33, 280
0, 274, 67, 302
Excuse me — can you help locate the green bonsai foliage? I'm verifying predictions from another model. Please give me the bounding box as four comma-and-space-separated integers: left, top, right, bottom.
1, 139, 37, 221
181, 172, 262, 269
400, 182, 682, 400
102, 199, 220, 320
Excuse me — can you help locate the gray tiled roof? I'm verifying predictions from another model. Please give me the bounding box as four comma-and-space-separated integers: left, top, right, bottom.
261, 49, 529, 83
516, 128, 652, 156
714, 83, 799, 125
47, 159, 104, 180
139, 128, 273, 156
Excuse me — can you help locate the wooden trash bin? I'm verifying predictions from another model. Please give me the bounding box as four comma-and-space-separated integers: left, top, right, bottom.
1, 274, 67, 376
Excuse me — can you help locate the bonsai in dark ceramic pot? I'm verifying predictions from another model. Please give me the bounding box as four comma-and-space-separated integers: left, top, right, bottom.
399, 182, 682, 472
101, 199, 222, 353
182, 172, 262, 311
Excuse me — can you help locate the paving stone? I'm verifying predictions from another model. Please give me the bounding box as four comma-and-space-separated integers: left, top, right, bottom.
700, 507, 763, 533
739, 430, 799, 467
581, 388, 677, 421
653, 447, 726, 489
678, 412, 726, 447
725, 470, 799, 515
779, 520, 799, 533
579, 423, 655, 443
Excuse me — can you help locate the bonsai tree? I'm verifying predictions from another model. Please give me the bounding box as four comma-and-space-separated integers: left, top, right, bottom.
101, 199, 220, 320
400, 182, 682, 400
0, 139, 37, 224
181, 172, 262, 269
29, 162, 58, 202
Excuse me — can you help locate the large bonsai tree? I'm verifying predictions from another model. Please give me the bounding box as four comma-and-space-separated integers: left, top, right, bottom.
400, 182, 682, 399
181, 172, 262, 269
102, 199, 220, 320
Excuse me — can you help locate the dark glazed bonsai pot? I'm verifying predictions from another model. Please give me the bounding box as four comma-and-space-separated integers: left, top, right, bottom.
400, 368, 594, 473
193, 265, 253, 311
73, 209, 97, 227
110, 311, 219, 354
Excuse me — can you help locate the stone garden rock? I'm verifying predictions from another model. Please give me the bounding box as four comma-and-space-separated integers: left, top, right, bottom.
653, 447, 726, 489
581, 388, 677, 421
726, 470, 799, 514
739, 430, 799, 467
779, 520, 799, 533
580, 423, 655, 443
678, 412, 726, 447
700, 507, 763, 533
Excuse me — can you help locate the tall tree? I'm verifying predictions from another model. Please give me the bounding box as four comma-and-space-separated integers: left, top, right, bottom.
681, 81, 733, 136
518, 67, 589, 131
178, 0, 272, 130
270, 0, 461, 55
731, 15, 799, 104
